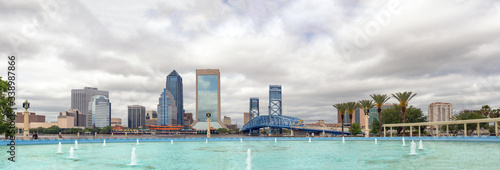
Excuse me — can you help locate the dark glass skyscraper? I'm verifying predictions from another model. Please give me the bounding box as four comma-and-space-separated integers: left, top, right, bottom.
166, 70, 184, 125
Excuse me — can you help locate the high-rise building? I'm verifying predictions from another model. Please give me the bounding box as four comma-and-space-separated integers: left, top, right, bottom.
166, 70, 184, 125
244, 112, 251, 124
250, 98, 259, 118
59, 109, 86, 127
71, 87, 109, 128
146, 110, 157, 119
128, 105, 145, 128
428, 102, 453, 122
367, 104, 394, 128
183, 112, 194, 125
157, 88, 177, 125
111, 118, 122, 126
223, 116, 232, 126
88, 95, 111, 128
192, 69, 227, 129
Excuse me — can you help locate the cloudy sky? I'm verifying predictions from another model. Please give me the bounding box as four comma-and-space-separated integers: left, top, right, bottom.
2, 0, 500, 126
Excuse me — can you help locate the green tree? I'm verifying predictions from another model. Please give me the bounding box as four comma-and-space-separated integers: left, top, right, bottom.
370, 119, 380, 134
392, 91, 417, 136
490, 108, 500, 118
370, 94, 391, 137
0, 77, 16, 138
380, 105, 427, 134
333, 103, 347, 136
100, 126, 113, 134
216, 128, 229, 134
350, 123, 362, 135
480, 105, 491, 118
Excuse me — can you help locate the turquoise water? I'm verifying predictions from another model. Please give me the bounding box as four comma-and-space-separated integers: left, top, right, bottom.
1, 140, 500, 169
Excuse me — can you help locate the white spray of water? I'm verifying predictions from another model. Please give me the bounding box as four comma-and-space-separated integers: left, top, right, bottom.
246, 149, 251, 170
75, 140, 78, 150
342, 136, 345, 143
129, 147, 138, 165
402, 137, 406, 146
418, 140, 424, 150
103, 139, 106, 147
57, 142, 62, 153
69, 147, 75, 159
375, 138, 378, 144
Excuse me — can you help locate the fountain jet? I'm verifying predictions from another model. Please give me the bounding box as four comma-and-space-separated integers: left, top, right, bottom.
275, 138, 277, 143
171, 139, 173, 144
241, 138, 243, 143
402, 137, 406, 146
69, 147, 75, 159
136, 139, 139, 145
75, 140, 78, 149
129, 147, 138, 165
409, 140, 417, 155
57, 142, 62, 153
309, 137, 311, 143
375, 138, 378, 144
418, 140, 424, 150
103, 139, 106, 147
342, 136, 345, 143
246, 149, 251, 170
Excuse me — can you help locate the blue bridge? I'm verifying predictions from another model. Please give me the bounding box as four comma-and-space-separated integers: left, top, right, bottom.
241, 115, 349, 136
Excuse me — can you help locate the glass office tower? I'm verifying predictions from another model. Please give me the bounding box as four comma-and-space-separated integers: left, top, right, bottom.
157, 88, 176, 126
166, 70, 184, 125
192, 69, 227, 129
88, 95, 111, 128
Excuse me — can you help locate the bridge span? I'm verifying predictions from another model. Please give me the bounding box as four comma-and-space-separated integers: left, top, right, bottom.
241, 115, 350, 136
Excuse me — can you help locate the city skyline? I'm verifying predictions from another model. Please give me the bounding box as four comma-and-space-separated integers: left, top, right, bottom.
2, 1, 500, 126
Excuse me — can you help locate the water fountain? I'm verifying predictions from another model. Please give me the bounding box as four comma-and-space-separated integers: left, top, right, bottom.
375, 138, 378, 144
69, 147, 75, 159
418, 140, 424, 150
103, 139, 106, 147
136, 139, 139, 145
309, 137, 311, 143
75, 140, 79, 149
57, 142, 62, 153
171, 139, 173, 144
342, 136, 345, 143
409, 140, 417, 155
129, 147, 138, 165
241, 138, 243, 143
275, 138, 277, 143
402, 137, 406, 146
246, 149, 251, 170
206, 139, 208, 143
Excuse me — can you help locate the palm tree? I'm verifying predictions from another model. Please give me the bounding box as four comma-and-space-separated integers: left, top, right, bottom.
345, 102, 359, 136
333, 103, 347, 136
392, 91, 417, 136
370, 94, 391, 136
480, 105, 491, 117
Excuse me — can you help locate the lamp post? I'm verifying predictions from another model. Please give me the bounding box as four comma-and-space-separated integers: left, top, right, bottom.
364, 108, 369, 138
23, 100, 30, 140
206, 111, 211, 139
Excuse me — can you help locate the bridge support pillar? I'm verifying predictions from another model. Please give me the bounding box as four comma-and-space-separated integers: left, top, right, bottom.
291, 129, 294, 137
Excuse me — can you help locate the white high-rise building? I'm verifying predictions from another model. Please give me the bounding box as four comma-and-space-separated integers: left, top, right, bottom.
428, 102, 453, 122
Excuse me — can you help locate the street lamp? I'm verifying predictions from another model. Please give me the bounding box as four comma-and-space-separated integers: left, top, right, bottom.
206, 111, 211, 139
23, 100, 30, 139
